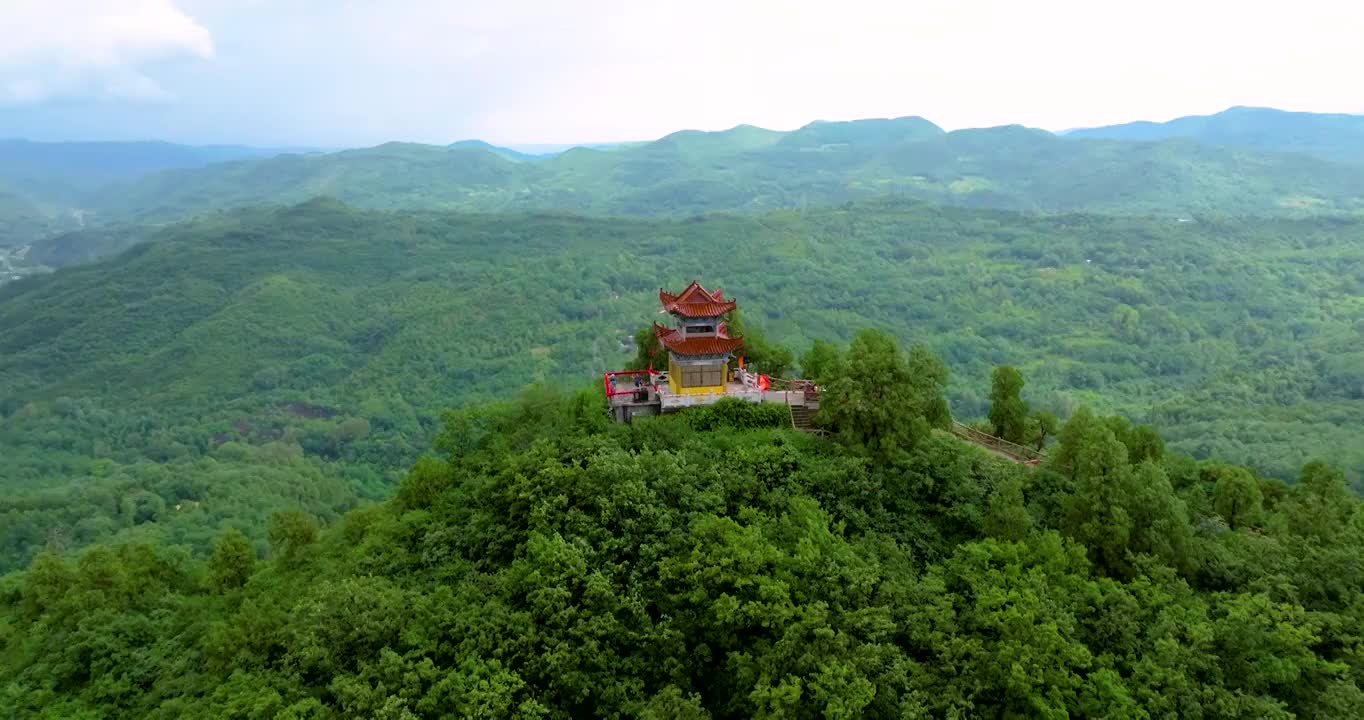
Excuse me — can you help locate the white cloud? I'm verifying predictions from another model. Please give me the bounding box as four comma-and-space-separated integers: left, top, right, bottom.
0, 0, 213, 105
5, 0, 1364, 145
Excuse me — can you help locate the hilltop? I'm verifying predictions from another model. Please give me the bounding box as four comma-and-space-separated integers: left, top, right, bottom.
3, 383, 1362, 717
1069, 106, 1364, 165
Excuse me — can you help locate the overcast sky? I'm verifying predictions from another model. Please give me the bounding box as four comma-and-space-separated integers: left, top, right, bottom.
1, 0, 1361, 147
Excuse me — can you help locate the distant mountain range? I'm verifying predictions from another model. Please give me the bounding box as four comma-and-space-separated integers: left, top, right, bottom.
4, 107, 1364, 254
80, 112, 1364, 225
1068, 106, 1364, 165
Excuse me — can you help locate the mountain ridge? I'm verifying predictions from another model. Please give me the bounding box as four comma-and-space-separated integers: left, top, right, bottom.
8, 107, 1364, 252
74, 116, 1364, 235
1068, 106, 1364, 164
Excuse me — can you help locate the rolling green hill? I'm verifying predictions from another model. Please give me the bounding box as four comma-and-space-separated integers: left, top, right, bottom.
2, 199, 1361, 573
12, 111, 1364, 257
1068, 106, 1364, 165
81, 117, 1364, 236
448, 139, 551, 161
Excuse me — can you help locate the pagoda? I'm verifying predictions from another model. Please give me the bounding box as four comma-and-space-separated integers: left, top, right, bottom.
604, 281, 817, 423
653, 281, 744, 395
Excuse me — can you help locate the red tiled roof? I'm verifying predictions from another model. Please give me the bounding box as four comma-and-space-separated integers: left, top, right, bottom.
660, 281, 737, 318
653, 322, 745, 355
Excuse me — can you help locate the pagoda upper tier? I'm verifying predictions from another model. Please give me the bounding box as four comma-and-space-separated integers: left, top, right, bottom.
653, 322, 745, 355
660, 281, 737, 318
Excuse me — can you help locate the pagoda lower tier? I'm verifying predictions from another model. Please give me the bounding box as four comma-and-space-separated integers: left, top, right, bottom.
652, 322, 744, 397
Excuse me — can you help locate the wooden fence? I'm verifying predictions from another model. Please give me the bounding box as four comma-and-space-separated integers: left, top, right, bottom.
949, 421, 1045, 464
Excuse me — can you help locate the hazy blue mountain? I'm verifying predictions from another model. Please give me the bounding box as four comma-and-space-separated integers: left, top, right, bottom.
504, 141, 636, 154
1067, 106, 1364, 164
447, 139, 546, 162
0, 139, 297, 245
0, 139, 289, 191
776, 116, 945, 149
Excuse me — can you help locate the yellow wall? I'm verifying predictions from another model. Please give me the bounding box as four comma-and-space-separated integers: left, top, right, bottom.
669, 356, 726, 395
677, 384, 725, 396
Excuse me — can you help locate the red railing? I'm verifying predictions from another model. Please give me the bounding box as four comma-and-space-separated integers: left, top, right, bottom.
603, 370, 661, 397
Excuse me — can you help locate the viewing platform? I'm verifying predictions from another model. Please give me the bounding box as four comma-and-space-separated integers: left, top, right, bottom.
605, 369, 818, 422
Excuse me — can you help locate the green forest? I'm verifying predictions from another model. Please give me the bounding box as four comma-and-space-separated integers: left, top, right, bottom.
3, 107, 1364, 717
4, 343, 1363, 717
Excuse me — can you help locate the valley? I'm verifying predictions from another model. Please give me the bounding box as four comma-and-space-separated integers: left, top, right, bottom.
0, 244, 44, 285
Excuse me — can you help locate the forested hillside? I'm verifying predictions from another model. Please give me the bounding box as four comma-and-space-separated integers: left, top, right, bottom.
4, 381, 1362, 717
69, 117, 1364, 239
9, 111, 1364, 260
1, 198, 1361, 574
1070, 106, 1364, 165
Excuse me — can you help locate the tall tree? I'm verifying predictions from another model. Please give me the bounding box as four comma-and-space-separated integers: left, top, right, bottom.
820, 329, 947, 460
268, 510, 319, 565
209, 528, 256, 592
985, 474, 1033, 542
1283, 460, 1353, 541
906, 342, 952, 429
1031, 411, 1058, 451
1209, 464, 1263, 530
988, 365, 1030, 444
1059, 421, 1134, 575
800, 339, 844, 385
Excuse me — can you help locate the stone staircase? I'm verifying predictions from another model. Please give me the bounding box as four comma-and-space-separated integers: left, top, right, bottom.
789, 404, 816, 432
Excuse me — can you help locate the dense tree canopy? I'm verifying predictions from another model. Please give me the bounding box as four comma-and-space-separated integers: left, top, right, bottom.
2, 387, 1361, 718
